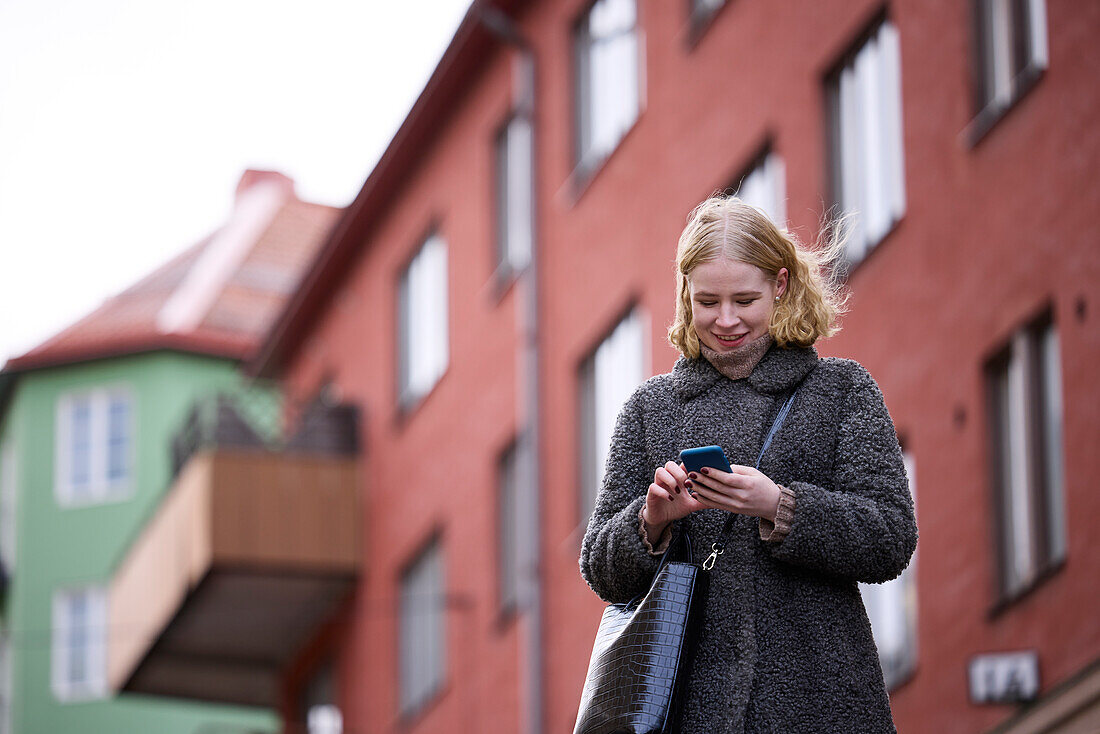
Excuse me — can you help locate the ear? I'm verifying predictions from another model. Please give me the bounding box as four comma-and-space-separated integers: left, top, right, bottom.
775, 267, 789, 298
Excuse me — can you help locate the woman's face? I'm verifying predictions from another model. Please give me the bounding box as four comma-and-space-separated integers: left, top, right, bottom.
689, 258, 787, 353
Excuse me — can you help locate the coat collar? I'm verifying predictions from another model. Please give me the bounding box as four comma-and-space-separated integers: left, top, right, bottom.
672, 343, 818, 399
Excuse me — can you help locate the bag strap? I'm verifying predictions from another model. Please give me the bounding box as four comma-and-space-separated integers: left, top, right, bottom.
700, 385, 802, 571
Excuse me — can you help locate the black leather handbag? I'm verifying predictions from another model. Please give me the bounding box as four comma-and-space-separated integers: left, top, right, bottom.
572, 530, 706, 734
573, 387, 802, 734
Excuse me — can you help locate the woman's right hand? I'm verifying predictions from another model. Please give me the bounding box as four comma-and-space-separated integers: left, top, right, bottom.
642, 461, 707, 538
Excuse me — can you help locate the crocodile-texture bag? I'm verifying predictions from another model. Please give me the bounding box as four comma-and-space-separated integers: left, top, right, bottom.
573, 386, 803, 734
572, 531, 706, 734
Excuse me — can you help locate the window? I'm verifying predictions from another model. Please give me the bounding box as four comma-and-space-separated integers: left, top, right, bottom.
55, 388, 134, 506
498, 440, 522, 613
397, 234, 448, 409
496, 114, 534, 277
987, 313, 1065, 599
0, 629, 11, 734
0, 441, 15, 570
733, 149, 787, 229
574, 0, 641, 177
51, 586, 107, 702
578, 309, 648, 519
972, 0, 1047, 131
827, 19, 906, 263
399, 540, 446, 715
860, 451, 918, 690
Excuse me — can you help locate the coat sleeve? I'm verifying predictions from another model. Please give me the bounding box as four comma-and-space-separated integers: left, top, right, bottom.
579, 389, 665, 604
767, 366, 918, 584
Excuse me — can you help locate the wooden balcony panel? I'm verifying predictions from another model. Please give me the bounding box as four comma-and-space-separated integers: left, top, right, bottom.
108, 448, 359, 707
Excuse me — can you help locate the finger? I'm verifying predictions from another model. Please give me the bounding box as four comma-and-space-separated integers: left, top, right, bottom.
655, 468, 685, 494
693, 468, 748, 489
689, 484, 734, 511
727, 464, 759, 476
648, 483, 675, 503
664, 460, 690, 486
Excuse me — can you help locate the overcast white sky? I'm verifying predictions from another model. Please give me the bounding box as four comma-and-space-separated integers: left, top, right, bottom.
0, 0, 472, 365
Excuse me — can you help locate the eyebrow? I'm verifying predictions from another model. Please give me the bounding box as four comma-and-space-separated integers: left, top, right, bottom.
693, 290, 763, 298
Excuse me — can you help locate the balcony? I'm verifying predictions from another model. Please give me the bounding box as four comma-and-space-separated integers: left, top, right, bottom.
108, 393, 360, 707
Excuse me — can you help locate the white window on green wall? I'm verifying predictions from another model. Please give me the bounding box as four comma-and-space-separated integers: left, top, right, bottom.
52, 586, 107, 702
0, 440, 15, 570
860, 451, 918, 690
55, 388, 134, 507
0, 628, 11, 734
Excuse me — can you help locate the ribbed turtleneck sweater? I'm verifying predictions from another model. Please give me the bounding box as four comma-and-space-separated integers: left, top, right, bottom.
699, 332, 774, 380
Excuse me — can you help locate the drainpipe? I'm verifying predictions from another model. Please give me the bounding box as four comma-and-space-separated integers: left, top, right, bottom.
477, 6, 541, 734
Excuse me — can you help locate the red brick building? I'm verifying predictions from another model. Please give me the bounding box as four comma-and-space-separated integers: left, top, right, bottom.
120, 0, 1100, 732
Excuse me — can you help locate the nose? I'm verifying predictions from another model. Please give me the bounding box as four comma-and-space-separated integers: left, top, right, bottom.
716, 304, 739, 329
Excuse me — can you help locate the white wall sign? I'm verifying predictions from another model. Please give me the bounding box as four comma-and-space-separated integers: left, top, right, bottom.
968, 651, 1040, 704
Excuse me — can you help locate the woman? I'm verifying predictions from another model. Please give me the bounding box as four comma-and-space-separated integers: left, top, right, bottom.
579, 195, 917, 733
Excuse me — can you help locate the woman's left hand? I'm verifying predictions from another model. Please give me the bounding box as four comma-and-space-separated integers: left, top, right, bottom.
686, 465, 782, 521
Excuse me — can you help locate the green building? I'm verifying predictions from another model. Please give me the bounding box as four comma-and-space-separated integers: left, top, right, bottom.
0, 171, 337, 734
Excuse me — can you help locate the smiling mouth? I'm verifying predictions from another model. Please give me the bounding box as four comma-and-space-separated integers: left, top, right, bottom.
715, 333, 748, 345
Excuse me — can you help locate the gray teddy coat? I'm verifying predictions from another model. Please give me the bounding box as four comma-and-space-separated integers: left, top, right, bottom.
579, 344, 918, 733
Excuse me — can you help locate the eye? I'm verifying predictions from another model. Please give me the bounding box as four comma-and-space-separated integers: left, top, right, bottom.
737, 299, 756, 306
697, 300, 717, 307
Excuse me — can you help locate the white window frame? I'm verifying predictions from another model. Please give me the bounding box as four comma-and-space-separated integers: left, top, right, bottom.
398, 540, 446, 715
0, 628, 12, 734
988, 314, 1066, 599
860, 451, 918, 690
574, 0, 644, 178
54, 386, 135, 507
496, 113, 534, 278
397, 234, 449, 410
828, 19, 906, 264
972, 0, 1047, 128
51, 586, 108, 702
578, 308, 649, 520
734, 150, 788, 230
0, 440, 16, 571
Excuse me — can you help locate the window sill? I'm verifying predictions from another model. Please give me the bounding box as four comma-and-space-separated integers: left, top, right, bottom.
56, 484, 135, 509
963, 63, 1045, 149
494, 601, 520, 634
684, 2, 732, 51
489, 261, 526, 307
394, 369, 449, 431
564, 113, 644, 208
987, 557, 1066, 621
834, 213, 906, 284
397, 679, 450, 731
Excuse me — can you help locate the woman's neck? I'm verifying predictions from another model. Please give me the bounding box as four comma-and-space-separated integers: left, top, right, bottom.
699, 333, 773, 380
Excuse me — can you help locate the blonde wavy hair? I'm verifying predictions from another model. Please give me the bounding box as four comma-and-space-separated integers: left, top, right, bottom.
668, 195, 849, 358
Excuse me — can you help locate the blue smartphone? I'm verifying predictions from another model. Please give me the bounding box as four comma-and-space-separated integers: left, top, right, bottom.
678, 445, 732, 474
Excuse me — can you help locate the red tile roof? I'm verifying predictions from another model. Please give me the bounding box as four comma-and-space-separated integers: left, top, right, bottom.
4, 171, 340, 374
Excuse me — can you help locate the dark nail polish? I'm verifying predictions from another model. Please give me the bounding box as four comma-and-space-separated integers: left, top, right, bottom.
688, 472, 697, 480
684, 479, 693, 488
674, 486, 681, 493
668, 495, 675, 501
700, 467, 710, 475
